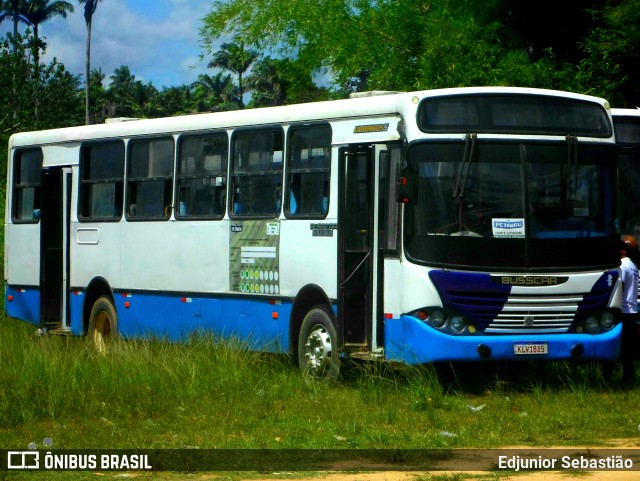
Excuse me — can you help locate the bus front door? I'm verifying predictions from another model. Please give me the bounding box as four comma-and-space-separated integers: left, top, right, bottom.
338, 146, 378, 354
39, 167, 71, 333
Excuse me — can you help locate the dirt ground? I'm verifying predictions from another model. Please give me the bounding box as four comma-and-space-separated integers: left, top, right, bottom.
132, 439, 640, 481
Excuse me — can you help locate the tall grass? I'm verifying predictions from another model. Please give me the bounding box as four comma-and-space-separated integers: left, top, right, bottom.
1, 314, 639, 453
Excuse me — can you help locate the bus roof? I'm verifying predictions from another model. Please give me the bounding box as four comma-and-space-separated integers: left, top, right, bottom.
9, 87, 612, 149
612, 107, 640, 117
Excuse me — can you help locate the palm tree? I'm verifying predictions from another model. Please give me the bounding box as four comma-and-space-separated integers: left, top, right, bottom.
0, 0, 29, 38
208, 41, 258, 109
246, 57, 288, 107
191, 72, 232, 111
87, 67, 107, 123
24, 0, 74, 67
109, 64, 135, 91
78, 0, 101, 124
108, 65, 136, 117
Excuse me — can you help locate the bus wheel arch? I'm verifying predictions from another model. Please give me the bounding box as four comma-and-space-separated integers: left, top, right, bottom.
83, 277, 117, 335
289, 284, 335, 358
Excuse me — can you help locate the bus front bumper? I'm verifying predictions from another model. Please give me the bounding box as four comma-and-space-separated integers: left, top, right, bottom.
384, 315, 622, 363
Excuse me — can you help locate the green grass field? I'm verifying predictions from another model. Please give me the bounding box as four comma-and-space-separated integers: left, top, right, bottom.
2, 314, 639, 450
1, 314, 640, 480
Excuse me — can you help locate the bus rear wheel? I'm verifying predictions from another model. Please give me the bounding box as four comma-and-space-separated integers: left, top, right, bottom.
297, 306, 340, 381
88, 296, 118, 354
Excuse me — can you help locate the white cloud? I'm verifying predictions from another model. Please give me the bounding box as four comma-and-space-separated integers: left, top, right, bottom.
24, 0, 213, 88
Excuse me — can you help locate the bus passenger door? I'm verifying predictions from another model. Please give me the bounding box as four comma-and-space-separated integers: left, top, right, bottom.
338, 145, 377, 352
40, 167, 72, 332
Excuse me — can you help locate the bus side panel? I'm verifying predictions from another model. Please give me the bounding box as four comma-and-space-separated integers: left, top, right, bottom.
71, 223, 122, 291
111, 291, 291, 352
4, 223, 41, 325
385, 315, 621, 362
278, 219, 337, 299
5, 224, 40, 287
119, 221, 228, 293
5, 285, 40, 326
383, 258, 403, 317
69, 290, 84, 335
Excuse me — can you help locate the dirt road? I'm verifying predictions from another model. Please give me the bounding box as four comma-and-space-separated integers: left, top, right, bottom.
142, 440, 640, 481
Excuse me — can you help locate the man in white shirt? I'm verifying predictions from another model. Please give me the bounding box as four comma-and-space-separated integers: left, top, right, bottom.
620, 234, 639, 382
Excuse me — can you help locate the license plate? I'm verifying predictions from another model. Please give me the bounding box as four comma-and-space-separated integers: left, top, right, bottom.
513, 342, 548, 355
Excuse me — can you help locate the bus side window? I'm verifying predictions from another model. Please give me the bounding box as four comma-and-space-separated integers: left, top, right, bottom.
127, 137, 174, 221
12, 148, 43, 223
176, 133, 228, 220
231, 129, 283, 218
286, 124, 331, 218
79, 141, 125, 222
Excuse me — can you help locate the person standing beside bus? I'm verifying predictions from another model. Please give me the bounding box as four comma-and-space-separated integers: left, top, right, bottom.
620, 234, 639, 382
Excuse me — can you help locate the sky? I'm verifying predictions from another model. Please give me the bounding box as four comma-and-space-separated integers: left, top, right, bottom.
1, 0, 217, 89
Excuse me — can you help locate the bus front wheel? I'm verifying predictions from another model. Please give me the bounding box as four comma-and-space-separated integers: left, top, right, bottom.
87, 296, 118, 354
297, 307, 340, 381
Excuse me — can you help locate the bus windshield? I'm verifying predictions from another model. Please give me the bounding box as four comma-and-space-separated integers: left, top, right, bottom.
404, 139, 618, 271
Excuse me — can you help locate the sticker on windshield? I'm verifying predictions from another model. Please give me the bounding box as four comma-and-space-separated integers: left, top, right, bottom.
492, 218, 525, 238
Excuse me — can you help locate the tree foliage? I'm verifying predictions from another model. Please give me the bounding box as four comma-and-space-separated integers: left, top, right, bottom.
0, 0, 639, 158
0, 32, 83, 182
0, 33, 83, 131
201, 0, 640, 106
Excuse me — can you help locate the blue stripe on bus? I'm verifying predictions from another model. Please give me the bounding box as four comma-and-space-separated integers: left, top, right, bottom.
14, 285, 293, 352
5, 285, 40, 327
110, 292, 292, 353
384, 315, 621, 362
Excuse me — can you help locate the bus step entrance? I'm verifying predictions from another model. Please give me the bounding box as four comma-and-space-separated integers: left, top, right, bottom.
42, 320, 71, 336
347, 348, 384, 361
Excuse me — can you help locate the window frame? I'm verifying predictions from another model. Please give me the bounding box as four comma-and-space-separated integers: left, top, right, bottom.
125, 136, 176, 222
12, 148, 43, 224
175, 131, 229, 221
284, 123, 332, 220
229, 127, 284, 219
78, 140, 126, 222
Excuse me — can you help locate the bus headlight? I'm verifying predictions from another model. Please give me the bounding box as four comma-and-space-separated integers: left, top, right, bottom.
600, 312, 615, 330
585, 316, 600, 333
449, 315, 466, 333
429, 310, 446, 328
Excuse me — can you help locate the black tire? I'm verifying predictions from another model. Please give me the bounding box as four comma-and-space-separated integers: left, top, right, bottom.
297, 306, 340, 381
87, 296, 118, 353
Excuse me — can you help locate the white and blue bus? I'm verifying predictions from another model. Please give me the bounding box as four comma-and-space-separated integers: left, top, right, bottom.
5, 87, 622, 380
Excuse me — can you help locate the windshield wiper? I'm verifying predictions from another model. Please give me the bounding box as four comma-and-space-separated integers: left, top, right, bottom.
452, 133, 477, 231
563, 135, 579, 219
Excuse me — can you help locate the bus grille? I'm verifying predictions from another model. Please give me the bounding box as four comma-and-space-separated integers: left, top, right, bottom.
484, 294, 580, 333
447, 290, 610, 334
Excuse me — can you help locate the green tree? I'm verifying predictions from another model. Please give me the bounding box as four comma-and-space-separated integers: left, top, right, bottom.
191, 72, 233, 112
246, 56, 287, 107
78, 0, 101, 124
107, 65, 138, 117
207, 41, 258, 108
87, 67, 109, 123
0, 32, 83, 133
198, 0, 614, 95
154, 85, 192, 116
24, 0, 74, 67
132, 80, 160, 117
0, 0, 29, 38
246, 56, 329, 107
575, 0, 640, 107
